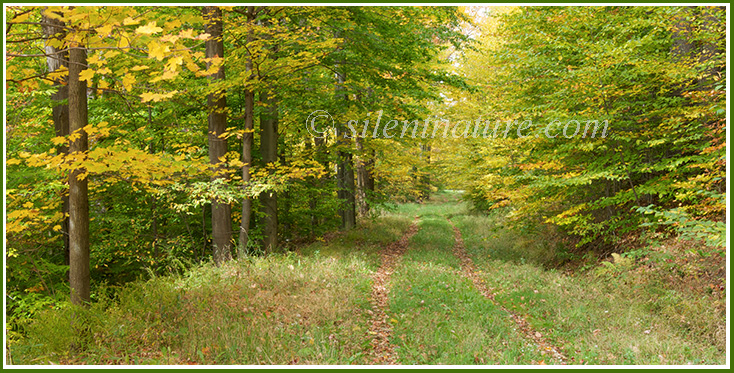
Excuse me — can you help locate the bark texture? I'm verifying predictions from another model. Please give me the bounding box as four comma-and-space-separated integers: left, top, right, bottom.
204, 6, 233, 265
68, 43, 90, 305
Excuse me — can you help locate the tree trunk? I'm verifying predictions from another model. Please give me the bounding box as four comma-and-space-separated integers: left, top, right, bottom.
259, 90, 278, 253
67, 42, 90, 305
419, 144, 431, 201
42, 11, 70, 266
239, 6, 256, 258
355, 136, 374, 216
308, 136, 328, 237
335, 68, 356, 229
204, 6, 232, 265
278, 140, 291, 243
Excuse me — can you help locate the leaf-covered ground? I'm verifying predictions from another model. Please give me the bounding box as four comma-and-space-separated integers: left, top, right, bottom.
10, 192, 726, 365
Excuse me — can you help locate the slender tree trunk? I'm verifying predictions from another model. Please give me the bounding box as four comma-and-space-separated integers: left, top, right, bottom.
364, 149, 375, 198
67, 42, 90, 305
147, 106, 160, 257
355, 136, 374, 216
239, 6, 256, 258
259, 90, 278, 253
201, 204, 208, 260
335, 68, 356, 229
278, 140, 291, 243
204, 6, 232, 265
308, 136, 328, 237
42, 11, 70, 266
337, 149, 357, 229
419, 144, 431, 201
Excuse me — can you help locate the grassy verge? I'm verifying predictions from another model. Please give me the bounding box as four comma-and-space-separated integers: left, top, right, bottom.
453, 212, 726, 365
9, 216, 411, 365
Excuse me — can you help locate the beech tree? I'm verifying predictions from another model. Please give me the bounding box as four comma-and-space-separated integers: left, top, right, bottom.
41, 11, 70, 264
237, 6, 257, 257
66, 27, 91, 305
203, 6, 233, 264
5, 4, 467, 309
441, 6, 726, 252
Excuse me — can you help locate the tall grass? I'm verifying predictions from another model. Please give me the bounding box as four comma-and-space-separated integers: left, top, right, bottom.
10, 216, 413, 365
453, 212, 726, 365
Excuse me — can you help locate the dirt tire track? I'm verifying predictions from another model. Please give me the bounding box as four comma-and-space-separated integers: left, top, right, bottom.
449, 220, 568, 365
367, 218, 420, 364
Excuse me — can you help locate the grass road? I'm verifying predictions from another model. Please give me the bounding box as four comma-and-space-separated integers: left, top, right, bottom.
12, 192, 726, 365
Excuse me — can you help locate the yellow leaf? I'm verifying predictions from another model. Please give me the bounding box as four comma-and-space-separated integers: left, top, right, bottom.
23, 202, 33, 208
166, 56, 184, 70
52, 225, 62, 232
185, 60, 200, 73
179, 29, 194, 39
122, 74, 136, 91
48, 66, 68, 81
68, 12, 88, 23
13, 11, 31, 23
140, 91, 178, 103
131, 65, 149, 71
136, 21, 163, 35
96, 24, 114, 37
51, 136, 67, 145
123, 17, 139, 25
150, 69, 179, 83
79, 69, 95, 82
165, 19, 182, 29
118, 32, 131, 49
160, 34, 180, 44
103, 50, 120, 59
88, 53, 102, 66
147, 41, 169, 61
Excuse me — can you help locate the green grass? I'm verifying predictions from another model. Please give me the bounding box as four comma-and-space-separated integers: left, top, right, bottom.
388, 214, 545, 364
392, 192, 467, 219
10, 215, 416, 365
13, 254, 373, 365
9, 191, 725, 365
452, 211, 726, 365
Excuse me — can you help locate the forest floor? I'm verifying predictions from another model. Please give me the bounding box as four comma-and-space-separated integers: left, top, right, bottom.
10, 192, 727, 365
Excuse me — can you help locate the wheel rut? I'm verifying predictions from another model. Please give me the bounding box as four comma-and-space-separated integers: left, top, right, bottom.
449, 220, 568, 365
367, 217, 419, 364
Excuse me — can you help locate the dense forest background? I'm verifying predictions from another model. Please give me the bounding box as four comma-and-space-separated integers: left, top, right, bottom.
4, 5, 727, 364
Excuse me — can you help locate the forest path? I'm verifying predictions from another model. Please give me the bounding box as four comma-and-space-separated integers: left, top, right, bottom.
367, 218, 419, 364
368, 191, 723, 365
448, 218, 567, 364
370, 193, 568, 364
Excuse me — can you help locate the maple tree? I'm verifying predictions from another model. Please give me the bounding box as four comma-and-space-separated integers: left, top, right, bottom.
5, 5, 467, 313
